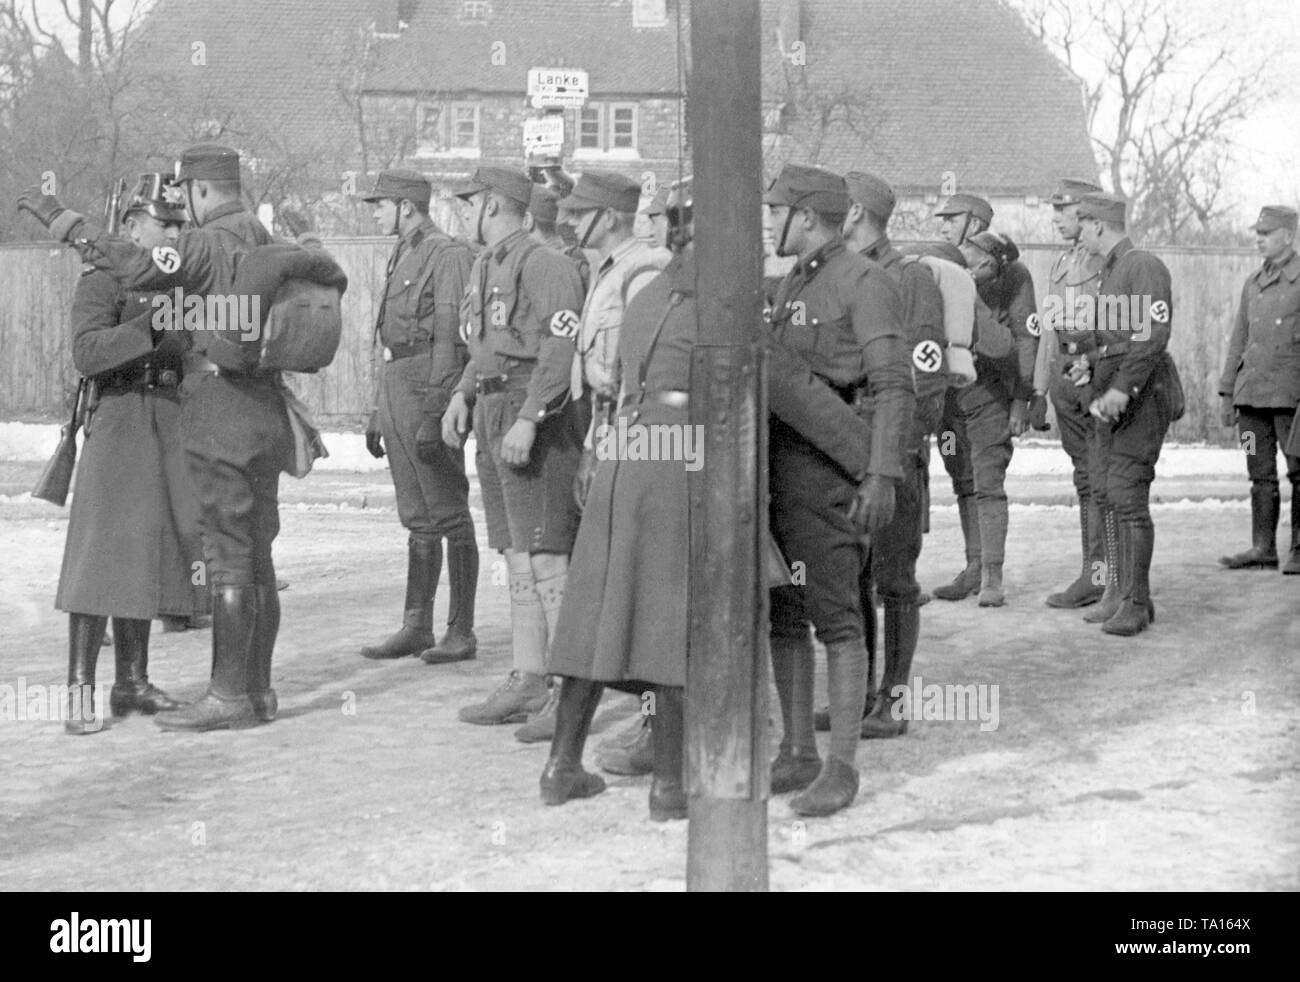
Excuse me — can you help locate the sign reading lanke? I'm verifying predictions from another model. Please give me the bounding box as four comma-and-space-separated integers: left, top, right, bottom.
527, 67, 588, 109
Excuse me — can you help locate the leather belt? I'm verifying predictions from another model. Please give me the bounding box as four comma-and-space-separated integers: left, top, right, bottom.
183, 352, 278, 380
382, 340, 432, 362
97, 366, 182, 391
476, 371, 531, 395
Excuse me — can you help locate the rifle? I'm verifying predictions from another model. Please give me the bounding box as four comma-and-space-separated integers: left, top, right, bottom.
31, 179, 125, 505
32, 378, 88, 506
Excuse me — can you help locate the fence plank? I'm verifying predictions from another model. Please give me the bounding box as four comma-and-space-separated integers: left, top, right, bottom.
0, 239, 1264, 440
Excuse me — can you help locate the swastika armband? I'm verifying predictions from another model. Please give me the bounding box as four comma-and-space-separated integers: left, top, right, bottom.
913, 339, 943, 373
151, 246, 181, 273
549, 309, 580, 339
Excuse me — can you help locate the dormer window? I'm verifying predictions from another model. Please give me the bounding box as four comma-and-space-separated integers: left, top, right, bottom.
461, 1, 491, 21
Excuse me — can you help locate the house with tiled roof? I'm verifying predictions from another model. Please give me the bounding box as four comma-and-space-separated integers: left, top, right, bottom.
129, 0, 1097, 240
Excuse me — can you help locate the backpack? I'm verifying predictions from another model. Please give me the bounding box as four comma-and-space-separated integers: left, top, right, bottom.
206, 242, 348, 374
903, 254, 978, 388
257, 279, 342, 372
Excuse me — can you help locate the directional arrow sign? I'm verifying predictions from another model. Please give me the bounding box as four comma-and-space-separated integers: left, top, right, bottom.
527, 67, 588, 108
523, 115, 565, 159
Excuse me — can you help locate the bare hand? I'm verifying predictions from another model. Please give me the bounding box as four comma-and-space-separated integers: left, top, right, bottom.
1090, 387, 1130, 422
500, 418, 537, 467
441, 392, 470, 449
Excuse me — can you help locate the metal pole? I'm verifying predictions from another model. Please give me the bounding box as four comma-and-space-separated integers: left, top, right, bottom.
685, 0, 768, 893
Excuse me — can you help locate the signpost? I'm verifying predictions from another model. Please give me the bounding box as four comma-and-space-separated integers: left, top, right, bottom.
685, 0, 769, 892
527, 67, 589, 110
523, 116, 565, 162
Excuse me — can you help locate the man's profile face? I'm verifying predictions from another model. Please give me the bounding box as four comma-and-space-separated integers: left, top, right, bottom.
1052, 204, 1082, 242
1257, 227, 1293, 262
125, 212, 175, 250
939, 214, 965, 246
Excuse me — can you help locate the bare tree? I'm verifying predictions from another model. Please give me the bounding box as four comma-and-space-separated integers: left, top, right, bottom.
1015, 0, 1273, 243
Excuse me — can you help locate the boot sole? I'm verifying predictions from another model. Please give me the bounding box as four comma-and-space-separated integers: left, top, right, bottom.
420, 652, 477, 665
1045, 592, 1104, 609
458, 709, 536, 725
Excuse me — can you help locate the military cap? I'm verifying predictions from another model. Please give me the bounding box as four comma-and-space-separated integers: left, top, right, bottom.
1076, 192, 1127, 224
360, 169, 431, 207
966, 230, 1020, 266
453, 165, 534, 207
1049, 178, 1102, 206
764, 164, 850, 216
175, 143, 240, 182
1250, 205, 1298, 233
528, 185, 560, 223
934, 193, 993, 225
558, 170, 642, 214
640, 184, 671, 217
844, 171, 896, 221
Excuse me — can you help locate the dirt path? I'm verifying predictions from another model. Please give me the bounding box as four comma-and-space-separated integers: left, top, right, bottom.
1, 477, 1296, 891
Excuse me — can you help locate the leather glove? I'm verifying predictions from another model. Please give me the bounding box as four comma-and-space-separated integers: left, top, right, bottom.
1220, 396, 1236, 429
365, 410, 385, 459
1028, 393, 1050, 431
1009, 399, 1030, 437
17, 186, 64, 228
847, 474, 895, 535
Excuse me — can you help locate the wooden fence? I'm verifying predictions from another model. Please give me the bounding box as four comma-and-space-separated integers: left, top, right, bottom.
0, 238, 1261, 441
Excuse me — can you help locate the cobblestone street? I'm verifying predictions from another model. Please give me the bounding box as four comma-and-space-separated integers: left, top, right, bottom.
2, 464, 1297, 891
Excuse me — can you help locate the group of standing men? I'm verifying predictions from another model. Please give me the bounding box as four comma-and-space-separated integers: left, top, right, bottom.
20, 143, 1298, 822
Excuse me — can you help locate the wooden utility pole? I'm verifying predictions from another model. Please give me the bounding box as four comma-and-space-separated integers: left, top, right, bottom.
685, 0, 769, 892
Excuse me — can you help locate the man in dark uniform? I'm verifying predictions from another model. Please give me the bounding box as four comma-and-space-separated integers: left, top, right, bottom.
1032, 179, 1108, 607
525, 184, 591, 292
935, 192, 993, 248
1076, 192, 1177, 636
1218, 205, 1300, 575
359, 170, 478, 664
56, 175, 193, 733
840, 170, 946, 737
21, 143, 324, 729
764, 164, 914, 816
441, 166, 586, 725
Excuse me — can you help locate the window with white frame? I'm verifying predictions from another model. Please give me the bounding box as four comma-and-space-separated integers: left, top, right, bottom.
577, 102, 638, 155
417, 101, 480, 155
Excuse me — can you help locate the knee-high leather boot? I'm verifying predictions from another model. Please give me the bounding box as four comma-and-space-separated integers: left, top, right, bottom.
1104, 522, 1155, 636
648, 685, 687, 821
861, 599, 919, 739
792, 638, 866, 817
110, 617, 182, 716
65, 613, 106, 735
361, 537, 441, 659
1285, 485, 1300, 575
247, 582, 280, 721
771, 633, 821, 792
156, 585, 257, 731
1220, 482, 1280, 569
934, 494, 981, 600
1047, 497, 1106, 607
539, 676, 606, 805
420, 538, 478, 663
1083, 508, 1122, 623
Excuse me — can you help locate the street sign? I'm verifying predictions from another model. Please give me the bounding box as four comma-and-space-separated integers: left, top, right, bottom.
523, 116, 565, 159
527, 67, 588, 108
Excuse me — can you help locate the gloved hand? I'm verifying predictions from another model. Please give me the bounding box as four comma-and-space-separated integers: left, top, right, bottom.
1028, 393, 1050, 431
1009, 399, 1030, 437
365, 410, 384, 458
17, 187, 64, 227
1220, 396, 1236, 429
847, 474, 895, 534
